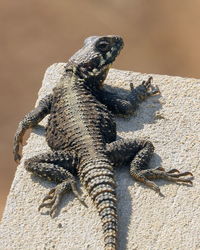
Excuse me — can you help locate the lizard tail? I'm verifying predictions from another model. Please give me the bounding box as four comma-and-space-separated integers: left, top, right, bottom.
79, 159, 118, 250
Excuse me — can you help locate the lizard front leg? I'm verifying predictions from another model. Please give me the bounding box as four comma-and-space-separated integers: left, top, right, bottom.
13, 94, 53, 162
97, 76, 160, 116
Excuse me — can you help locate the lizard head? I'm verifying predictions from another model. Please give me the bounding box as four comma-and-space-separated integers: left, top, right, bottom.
68, 35, 124, 87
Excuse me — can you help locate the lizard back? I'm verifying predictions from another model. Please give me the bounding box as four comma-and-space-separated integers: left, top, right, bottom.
46, 70, 116, 159
46, 70, 118, 249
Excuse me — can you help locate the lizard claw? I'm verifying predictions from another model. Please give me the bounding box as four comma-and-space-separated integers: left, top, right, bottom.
38, 180, 87, 217
142, 76, 153, 88
130, 82, 134, 91
13, 143, 22, 163
155, 168, 193, 185
38, 188, 63, 218
147, 84, 160, 96
143, 76, 160, 96
132, 167, 194, 194
14, 154, 21, 163
13, 132, 24, 163
130, 76, 160, 102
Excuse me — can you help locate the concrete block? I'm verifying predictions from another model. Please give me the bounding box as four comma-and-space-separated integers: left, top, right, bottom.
1, 63, 199, 250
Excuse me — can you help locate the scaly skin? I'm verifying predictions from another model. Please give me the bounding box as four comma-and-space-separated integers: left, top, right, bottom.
13, 36, 193, 250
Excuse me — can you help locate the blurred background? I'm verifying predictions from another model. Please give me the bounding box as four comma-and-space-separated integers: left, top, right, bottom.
1, 0, 200, 219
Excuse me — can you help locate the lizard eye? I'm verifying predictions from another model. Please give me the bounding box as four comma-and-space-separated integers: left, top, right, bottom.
96, 41, 111, 52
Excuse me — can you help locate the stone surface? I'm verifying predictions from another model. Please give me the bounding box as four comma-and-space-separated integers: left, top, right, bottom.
0, 64, 199, 250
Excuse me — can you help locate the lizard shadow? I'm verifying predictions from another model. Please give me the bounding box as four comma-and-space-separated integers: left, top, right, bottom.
116, 152, 162, 250
31, 124, 46, 140
115, 168, 132, 250
32, 125, 46, 136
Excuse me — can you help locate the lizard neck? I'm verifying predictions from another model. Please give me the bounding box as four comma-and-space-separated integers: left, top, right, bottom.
64, 62, 109, 91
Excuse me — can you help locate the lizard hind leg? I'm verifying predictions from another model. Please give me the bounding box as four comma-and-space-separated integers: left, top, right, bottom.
107, 138, 193, 194
24, 151, 86, 217
129, 141, 193, 194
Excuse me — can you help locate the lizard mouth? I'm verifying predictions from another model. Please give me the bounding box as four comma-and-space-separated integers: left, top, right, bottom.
96, 47, 122, 71
74, 38, 123, 79
89, 62, 112, 76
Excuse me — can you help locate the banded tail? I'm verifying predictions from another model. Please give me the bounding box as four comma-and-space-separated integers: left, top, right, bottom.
78, 158, 118, 250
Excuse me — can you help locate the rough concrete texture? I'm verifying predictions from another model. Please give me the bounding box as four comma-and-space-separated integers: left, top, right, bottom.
0, 63, 200, 250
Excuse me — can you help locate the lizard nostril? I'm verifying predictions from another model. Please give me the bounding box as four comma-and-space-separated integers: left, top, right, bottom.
114, 36, 124, 49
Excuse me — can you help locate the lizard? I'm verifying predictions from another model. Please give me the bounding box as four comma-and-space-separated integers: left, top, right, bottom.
13, 35, 193, 250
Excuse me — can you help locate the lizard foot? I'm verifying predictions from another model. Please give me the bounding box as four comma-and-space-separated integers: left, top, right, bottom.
13, 136, 23, 163
130, 76, 160, 102
132, 167, 193, 195
38, 180, 87, 217
143, 76, 160, 96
